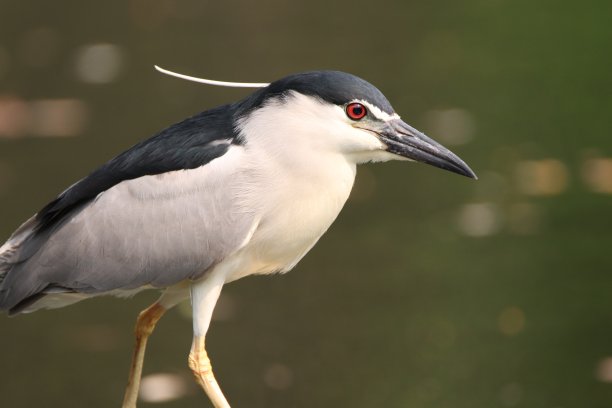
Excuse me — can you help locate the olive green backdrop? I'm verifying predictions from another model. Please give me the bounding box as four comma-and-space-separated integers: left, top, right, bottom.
1, 1, 611, 407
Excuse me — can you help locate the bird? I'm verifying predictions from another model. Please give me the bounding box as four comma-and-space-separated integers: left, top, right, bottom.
0, 66, 476, 408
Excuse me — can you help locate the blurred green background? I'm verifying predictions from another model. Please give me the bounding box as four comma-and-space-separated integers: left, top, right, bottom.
1, 0, 612, 407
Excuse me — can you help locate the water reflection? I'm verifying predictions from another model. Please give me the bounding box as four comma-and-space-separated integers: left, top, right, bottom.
458, 202, 502, 237
74, 44, 125, 84
424, 108, 475, 146
0, 97, 88, 138
582, 157, 612, 194
139, 372, 191, 403
596, 357, 612, 383
515, 159, 569, 196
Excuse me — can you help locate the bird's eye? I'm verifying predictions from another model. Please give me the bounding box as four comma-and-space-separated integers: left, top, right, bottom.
346, 103, 367, 120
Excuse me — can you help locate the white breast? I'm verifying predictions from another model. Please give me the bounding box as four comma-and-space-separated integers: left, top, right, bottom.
222, 151, 356, 282
220, 95, 360, 282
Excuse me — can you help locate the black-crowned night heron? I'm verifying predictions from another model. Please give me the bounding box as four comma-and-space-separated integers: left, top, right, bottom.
0, 67, 476, 407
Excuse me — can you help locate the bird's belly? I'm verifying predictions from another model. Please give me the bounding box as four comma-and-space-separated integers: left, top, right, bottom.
222, 201, 342, 282
255, 207, 335, 270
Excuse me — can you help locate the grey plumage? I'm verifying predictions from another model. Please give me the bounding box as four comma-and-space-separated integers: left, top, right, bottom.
36, 104, 240, 233
1, 166, 257, 313
0, 104, 249, 314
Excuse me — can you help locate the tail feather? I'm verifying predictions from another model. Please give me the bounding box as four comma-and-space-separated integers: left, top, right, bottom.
0, 215, 39, 309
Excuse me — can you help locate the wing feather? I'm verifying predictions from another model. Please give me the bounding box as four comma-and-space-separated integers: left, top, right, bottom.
0, 104, 257, 313
36, 104, 239, 232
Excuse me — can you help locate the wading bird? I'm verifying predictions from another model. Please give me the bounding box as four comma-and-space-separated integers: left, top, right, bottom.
0, 67, 476, 407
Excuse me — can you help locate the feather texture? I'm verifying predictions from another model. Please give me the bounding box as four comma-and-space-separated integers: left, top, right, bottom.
0, 70, 397, 314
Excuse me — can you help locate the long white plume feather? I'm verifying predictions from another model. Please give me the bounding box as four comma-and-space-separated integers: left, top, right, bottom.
154, 65, 269, 88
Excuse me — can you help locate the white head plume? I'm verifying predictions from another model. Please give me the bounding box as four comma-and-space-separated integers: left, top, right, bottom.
154, 65, 269, 88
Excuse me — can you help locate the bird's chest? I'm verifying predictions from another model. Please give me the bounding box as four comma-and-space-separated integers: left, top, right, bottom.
227, 155, 356, 280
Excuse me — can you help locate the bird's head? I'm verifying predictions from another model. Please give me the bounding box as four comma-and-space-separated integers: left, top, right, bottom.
234, 71, 476, 179
156, 67, 476, 179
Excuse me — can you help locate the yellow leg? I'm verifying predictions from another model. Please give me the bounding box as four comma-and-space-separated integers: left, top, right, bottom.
122, 302, 166, 408
188, 336, 231, 408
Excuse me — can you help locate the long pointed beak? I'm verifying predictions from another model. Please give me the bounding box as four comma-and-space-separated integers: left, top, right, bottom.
378, 119, 477, 179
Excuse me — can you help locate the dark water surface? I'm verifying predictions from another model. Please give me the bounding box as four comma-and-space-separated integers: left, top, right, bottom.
1, 1, 612, 407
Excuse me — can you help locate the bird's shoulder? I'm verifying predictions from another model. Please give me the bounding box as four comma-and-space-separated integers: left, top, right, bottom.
36, 103, 240, 232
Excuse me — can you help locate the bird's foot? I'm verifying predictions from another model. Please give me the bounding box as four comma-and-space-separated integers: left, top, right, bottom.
188, 336, 231, 408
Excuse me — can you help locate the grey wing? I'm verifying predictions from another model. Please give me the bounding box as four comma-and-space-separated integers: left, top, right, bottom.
0, 147, 257, 313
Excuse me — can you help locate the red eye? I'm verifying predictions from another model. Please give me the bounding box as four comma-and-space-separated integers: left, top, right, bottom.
346, 102, 367, 120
